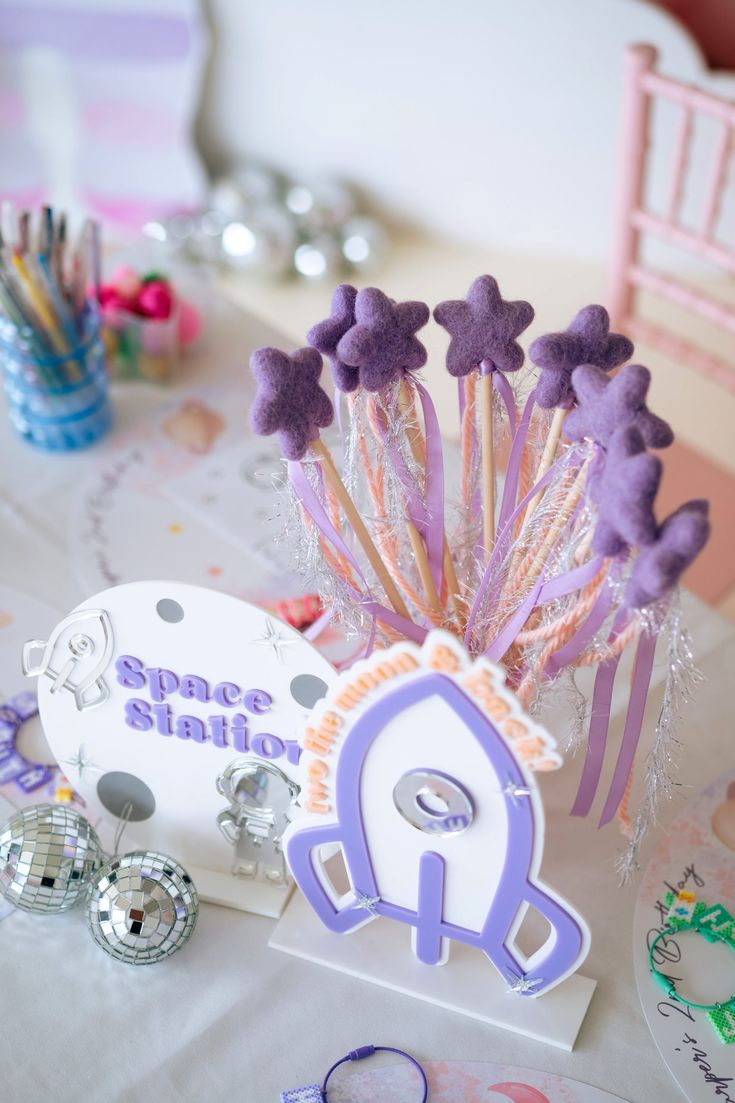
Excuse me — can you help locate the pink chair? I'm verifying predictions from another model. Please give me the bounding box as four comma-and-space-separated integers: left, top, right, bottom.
608, 44, 735, 393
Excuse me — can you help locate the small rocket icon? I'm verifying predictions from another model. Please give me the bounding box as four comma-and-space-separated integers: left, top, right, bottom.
23, 609, 114, 712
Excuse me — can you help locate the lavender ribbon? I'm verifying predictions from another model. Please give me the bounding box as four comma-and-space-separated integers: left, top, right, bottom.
464, 446, 583, 648
571, 606, 631, 818
414, 380, 446, 594
544, 577, 616, 677
302, 607, 333, 642
497, 390, 536, 535
369, 384, 444, 603
489, 367, 518, 436
598, 629, 656, 826
288, 460, 427, 646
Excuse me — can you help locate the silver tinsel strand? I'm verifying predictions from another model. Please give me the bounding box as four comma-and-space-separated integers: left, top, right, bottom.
615, 591, 702, 885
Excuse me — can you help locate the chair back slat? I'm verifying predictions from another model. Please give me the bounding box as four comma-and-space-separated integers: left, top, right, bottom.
701, 124, 732, 240
608, 44, 735, 389
665, 106, 692, 223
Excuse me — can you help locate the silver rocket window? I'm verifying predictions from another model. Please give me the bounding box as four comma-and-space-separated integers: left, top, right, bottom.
393, 769, 474, 836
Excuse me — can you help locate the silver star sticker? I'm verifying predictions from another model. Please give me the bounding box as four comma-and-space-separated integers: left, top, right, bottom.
504, 968, 544, 995
501, 778, 531, 805
253, 618, 295, 663
62, 743, 100, 780
355, 892, 381, 915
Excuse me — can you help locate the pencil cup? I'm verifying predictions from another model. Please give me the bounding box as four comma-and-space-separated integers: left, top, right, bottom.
0, 307, 111, 451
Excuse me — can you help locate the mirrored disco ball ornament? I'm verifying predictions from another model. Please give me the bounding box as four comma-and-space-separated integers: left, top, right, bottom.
86, 851, 198, 965
340, 215, 388, 275
0, 804, 103, 913
294, 235, 342, 281
221, 205, 295, 278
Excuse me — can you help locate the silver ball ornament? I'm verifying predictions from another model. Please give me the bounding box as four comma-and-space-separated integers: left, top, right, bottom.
0, 804, 103, 913
86, 850, 198, 965
294, 234, 343, 281
221, 204, 296, 279
209, 176, 248, 218
340, 215, 388, 274
285, 178, 355, 233
231, 164, 280, 206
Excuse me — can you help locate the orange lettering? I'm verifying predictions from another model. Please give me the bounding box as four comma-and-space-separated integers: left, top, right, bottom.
503, 719, 528, 741
305, 800, 330, 814
427, 644, 461, 672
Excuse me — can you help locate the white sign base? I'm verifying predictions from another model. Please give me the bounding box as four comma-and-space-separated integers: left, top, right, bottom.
270, 890, 597, 1051
189, 865, 293, 918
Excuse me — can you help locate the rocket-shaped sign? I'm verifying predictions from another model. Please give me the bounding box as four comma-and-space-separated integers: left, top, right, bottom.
285, 631, 590, 997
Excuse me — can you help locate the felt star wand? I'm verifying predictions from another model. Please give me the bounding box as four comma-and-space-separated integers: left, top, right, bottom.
248, 275, 710, 877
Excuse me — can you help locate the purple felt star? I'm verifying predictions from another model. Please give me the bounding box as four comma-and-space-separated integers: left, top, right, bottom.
306, 284, 359, 393
249, 345, 334, 460
529, 305, 634, 409
565, 364, 673, 449
627, 500, 710, 608
336, 288, 430, 392
590, 426, 662, 556
432, 275, 534, 377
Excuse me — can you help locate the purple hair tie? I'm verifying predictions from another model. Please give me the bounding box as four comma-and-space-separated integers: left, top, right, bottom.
529, 304, 633, 409
433, 274, 534, 377
322, 1045, 428, 1102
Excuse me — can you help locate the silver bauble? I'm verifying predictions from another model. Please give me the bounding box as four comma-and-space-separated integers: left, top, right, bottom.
294, 234, 342, 281
221, 205, 296, 278
285, 178, 355, 233
195, 209, 229, 263
209, 176, 247, 218
86, 850, 198, 965
340, 215, 388, 274
211, 167, 279, 219
231, 164, 280, 205
0, 804, 103, 913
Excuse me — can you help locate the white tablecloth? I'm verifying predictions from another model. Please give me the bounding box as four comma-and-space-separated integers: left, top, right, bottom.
1, 294, 733, 1103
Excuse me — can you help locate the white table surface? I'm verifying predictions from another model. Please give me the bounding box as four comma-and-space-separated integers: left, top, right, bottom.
1, 293, 733, 1103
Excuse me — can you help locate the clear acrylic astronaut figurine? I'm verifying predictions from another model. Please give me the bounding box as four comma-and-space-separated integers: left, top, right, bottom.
216, 759, 299, 884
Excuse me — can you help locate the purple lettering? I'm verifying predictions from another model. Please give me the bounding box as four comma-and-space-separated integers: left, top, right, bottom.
251, 733, 284, 760
229, 714, 249, 753
147, 668, 179, 703
116, 655, 146, 690
284, 739, 302, 766
243, 689, 272, 715
209, 715, 228, 749
179, 675, 210, 703
213, 681, 240, 708
176, 715, 207, 743
151, 703, 173, 736
124, 698, 152, 731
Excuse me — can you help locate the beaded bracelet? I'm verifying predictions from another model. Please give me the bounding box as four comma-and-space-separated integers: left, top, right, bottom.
281, 1044, 428, 1102
649, 891, 735, 1045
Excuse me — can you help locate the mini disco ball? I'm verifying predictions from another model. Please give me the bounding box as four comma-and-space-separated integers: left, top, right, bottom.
86, 851, 198, 965
0, 803, 103, 913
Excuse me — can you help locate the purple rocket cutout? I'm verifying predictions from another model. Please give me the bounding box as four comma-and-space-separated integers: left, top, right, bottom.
286, 674, 585, 995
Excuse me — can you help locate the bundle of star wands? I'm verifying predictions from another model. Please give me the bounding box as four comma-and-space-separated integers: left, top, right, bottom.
0, 203, 101, 385
249, 276, 710, 878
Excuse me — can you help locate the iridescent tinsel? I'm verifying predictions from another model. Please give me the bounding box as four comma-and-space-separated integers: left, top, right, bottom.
615, 592, 702, 885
